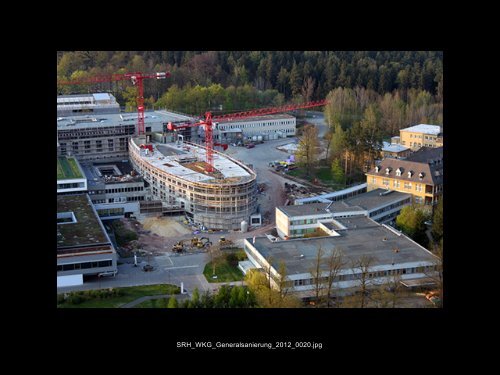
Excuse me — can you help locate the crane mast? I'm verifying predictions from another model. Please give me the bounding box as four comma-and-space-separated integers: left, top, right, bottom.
58, 71, 170, 136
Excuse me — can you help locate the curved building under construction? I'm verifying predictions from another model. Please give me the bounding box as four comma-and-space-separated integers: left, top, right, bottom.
129, 137, 257, 230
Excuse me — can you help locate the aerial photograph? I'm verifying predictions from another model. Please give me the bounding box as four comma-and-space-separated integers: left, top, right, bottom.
56, 51, 443, 309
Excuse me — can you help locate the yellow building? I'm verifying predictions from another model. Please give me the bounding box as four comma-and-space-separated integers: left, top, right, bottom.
366, 147, 443, 206
400, 124, 443, 151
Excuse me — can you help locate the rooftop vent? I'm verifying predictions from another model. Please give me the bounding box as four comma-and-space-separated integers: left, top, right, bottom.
385, 167, 391, 175
393, 248, 400, 253
396, 168, 402, 176
408, 171, 413, 178
375, 166, 380, 173
379, 189, 394, 196
419, 172, 425, 179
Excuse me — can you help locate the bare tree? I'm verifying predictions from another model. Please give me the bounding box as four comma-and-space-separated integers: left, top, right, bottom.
296, 125, 319, 177
351, 255, 375, 308
207, 243, 224, 279
323, 247, 344, 307
309, 246, 325, 306
424, 241, 443, 306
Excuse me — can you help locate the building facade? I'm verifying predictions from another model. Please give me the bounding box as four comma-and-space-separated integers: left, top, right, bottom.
366, 147, 443, 206
129, 137, 257, 230
277, 189, 412, 239
81, 161, 148, 219
244, 216, 439, 295
57, 110, 194, 162
216, 114, 296, 141
57, 93, 120, 117
399, 124, 443, 151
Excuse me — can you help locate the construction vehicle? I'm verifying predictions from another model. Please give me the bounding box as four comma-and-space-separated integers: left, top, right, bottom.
172, 239, 189, 253
218, 236, 234, 249
191, 236, 212, 249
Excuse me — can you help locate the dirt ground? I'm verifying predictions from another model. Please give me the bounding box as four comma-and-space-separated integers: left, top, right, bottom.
118, 216, 192, 255
140, 216, 192, 237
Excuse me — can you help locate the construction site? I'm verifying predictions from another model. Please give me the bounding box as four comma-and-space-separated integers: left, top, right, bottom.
129, 136, 258, 230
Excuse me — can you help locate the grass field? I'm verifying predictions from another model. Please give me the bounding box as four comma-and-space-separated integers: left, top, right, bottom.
204, 261, 244, 283
203, 249, 246, 283
57, 284, 180, 308
57, 157, 83, 180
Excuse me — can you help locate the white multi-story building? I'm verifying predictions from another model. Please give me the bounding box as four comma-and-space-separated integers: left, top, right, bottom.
243, 216, 439, 295
57, 93, 121, 117
216, 114, 296, 141
276, 189, 412, 239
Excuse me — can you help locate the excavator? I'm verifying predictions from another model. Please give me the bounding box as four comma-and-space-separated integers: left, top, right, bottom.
218, 236, 234, 250
172, 239, 189, 253
191, 236, 212, 249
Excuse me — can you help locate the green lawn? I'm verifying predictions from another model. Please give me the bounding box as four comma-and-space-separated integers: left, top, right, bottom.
57, 157, 83, 180
57, 284, 180, 308
204, 262, 244, 283
204, 251, 246, 283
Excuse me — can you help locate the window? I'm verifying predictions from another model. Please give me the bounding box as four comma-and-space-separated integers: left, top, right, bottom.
372, 177, 377, 184
382, 179, 389, 186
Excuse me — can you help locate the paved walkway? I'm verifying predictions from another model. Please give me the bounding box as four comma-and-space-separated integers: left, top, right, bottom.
121, 293, 190, 308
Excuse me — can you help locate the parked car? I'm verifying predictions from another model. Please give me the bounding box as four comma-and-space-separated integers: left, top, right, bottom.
245, 143, 255, 149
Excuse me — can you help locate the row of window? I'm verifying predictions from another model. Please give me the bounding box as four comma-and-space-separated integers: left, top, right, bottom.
291, 216, 330, 226
220, 120, 294, 130
105, 186, 144, 194
57, 260, 113, 272
97, 208, 125, 217
57, 182, 85, 189
373, 178, 430, 192
292, 265, 436, 286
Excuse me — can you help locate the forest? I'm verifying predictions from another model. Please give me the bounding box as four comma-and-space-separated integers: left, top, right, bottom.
57, 51, 443, 117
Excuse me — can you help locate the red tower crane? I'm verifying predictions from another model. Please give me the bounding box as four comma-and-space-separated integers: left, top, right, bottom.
167, 99, 328, 173
58, 71, 171, 135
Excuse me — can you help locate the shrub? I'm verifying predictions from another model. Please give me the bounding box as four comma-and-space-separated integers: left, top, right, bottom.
67, 295, 84, 305
225, 253, 239, 267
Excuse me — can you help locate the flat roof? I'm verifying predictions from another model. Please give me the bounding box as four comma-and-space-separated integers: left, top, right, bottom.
247, 217, 437, 275
280, 189, 409, 217
296, 183, 368, 204
344, 189, 411, 211
57, 110, 193, 130
57, 194, 110, 249
400, 124, 441, 135
131, 138, 253, 184
80, 161, 143, 188
382, 142, 410, 153
57, 157, 84, 180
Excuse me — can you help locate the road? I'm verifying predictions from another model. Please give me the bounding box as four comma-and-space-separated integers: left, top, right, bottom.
226, 138, 305, 223
303, 111, 329, 138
